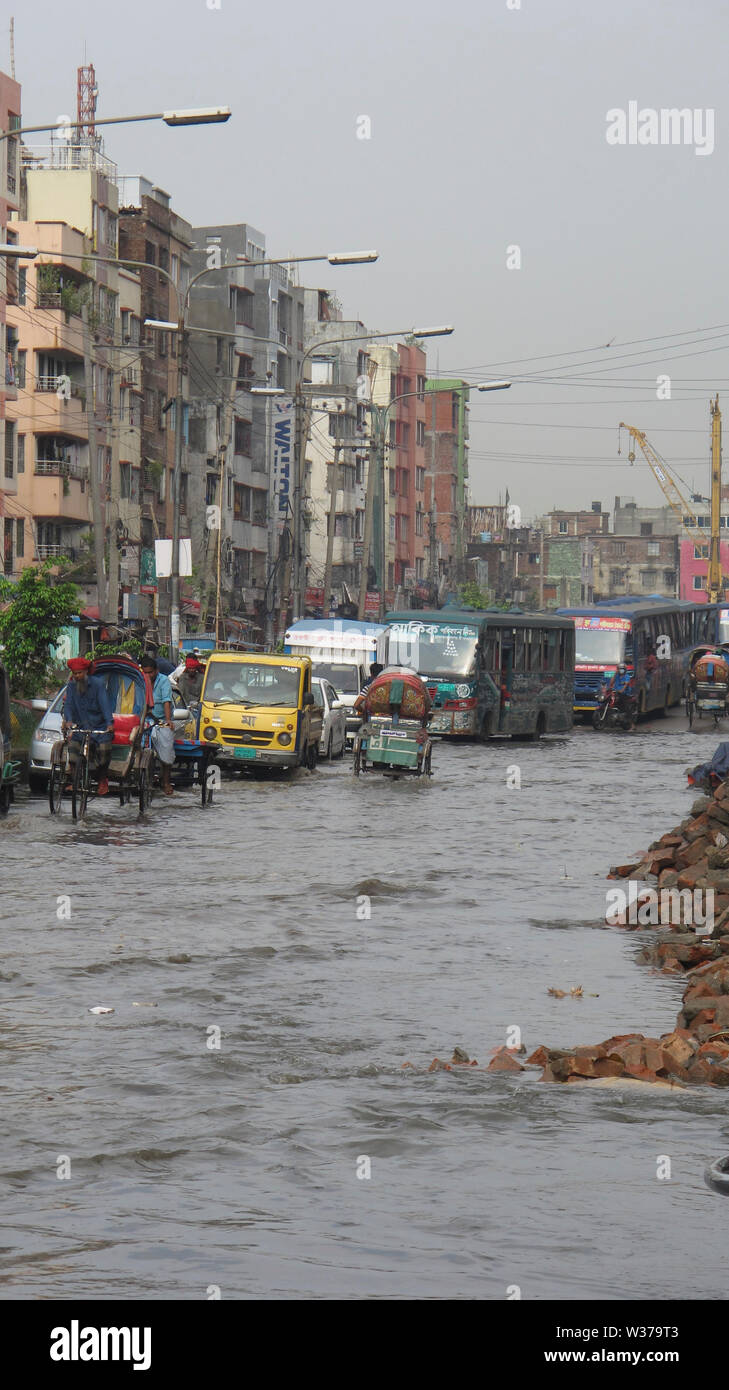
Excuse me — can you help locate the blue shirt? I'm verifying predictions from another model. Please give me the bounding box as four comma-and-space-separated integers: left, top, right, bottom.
63, 675, 113, 731
151, 671, 173, 720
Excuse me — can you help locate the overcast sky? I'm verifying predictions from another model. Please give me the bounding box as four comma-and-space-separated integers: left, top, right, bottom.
10, 0, 729, 521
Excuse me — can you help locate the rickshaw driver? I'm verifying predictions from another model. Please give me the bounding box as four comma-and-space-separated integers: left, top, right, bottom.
61, 657, 115, 795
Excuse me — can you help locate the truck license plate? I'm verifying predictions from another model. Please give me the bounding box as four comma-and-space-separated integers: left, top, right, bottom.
234, 746, 256, 759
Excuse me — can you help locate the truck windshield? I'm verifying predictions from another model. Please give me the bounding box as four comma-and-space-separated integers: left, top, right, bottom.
386, 623, 478, 678
203, 661, 301, 706
311, 662, 360, 693
574, 629, 627, 665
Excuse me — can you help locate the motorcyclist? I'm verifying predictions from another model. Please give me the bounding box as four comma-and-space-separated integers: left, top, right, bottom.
599, 663, 635, 718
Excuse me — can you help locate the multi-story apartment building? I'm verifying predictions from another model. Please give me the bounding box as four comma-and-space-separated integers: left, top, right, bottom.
367, 341, 428, 606
188, 223, 306, 635
424, 379, 470, 587
7, 141, 143, 619
118, 178, 192, 627
0, 68, 22, 574
300, 296, 370, 612
679, 538, 729, 601
591, 532, 679, 600
543, 504, 609, 537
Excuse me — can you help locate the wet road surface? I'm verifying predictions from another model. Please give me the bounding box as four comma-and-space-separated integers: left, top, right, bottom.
2, 707, 729, 1299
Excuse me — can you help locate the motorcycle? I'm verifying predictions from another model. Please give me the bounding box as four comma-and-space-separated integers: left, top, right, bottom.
592, 685, 636, 731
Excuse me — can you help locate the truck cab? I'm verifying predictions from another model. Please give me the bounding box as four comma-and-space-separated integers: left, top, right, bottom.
197, 653, 321, 769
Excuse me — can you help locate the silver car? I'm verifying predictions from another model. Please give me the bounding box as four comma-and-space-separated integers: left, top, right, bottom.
312, 677, 347, 759
28, 689, 65, 790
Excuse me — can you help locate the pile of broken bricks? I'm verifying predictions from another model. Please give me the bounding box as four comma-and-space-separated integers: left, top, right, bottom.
409, 780, 729, 1087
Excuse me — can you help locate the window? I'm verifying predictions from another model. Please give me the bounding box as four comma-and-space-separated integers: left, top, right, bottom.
451, 393, 459, 429
694, 545, 709, 560
4, 420, 14, 478
664, 570, 676, 588
312, 357, 334, 386
234, 484, 251, 521
120, 463, 132, 499
252, 488, 267, 525
355, 508, 364, 539
416, 420, 425, 447
399, 515, 408, 543
397, 421, 410, 449
171, 253, 179, 284
16, 350, 25, 388
558, 521, 568, 534
17, 434, 24, 474
640, 522, 653, 536
416, 466, 425, 491
416, 556, 424, 578
328, 413, 341, 439
417, 375, 426, 402
235, 288, 254, 329
641, 570, 658, 588
415, 507, 424, 536
15, 518, 24, 558
647, 541, 659, 556
610, 568, 622, 588
334, 514, 351, 538
355, 457, 364, 485
179, 472, 188, 514
237, 354, 254, 386
18, 267, 26, 306
693, 574, 706, 590
389, 515, 395, 541
389, 469, 396, 496
206, 472, 218, 506
388, 420, 396, 448
234, 418, 252, 455
145, 240, 156, 266
612, 541, 626, 555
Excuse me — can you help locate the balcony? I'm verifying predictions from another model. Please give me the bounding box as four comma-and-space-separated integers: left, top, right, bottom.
36, 375, 86, 403
32, 473, 90, 523
35, 457, 88, 480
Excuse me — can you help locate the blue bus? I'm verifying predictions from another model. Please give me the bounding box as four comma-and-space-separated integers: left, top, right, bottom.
379, 609, 575, 738
557, 598, 715, 717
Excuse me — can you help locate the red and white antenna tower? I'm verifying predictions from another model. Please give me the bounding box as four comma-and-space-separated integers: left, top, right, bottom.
77, 63, 100, 146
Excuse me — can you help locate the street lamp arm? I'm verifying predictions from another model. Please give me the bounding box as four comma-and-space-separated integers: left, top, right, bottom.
1, 108, 231, 141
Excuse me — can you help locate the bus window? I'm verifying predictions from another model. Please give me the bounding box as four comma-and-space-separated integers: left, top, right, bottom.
545, 629, 559, 671
524, 630, 532, 671
559, 630, 568, 671
483, 635, 498, 673
514, 630, 525, 671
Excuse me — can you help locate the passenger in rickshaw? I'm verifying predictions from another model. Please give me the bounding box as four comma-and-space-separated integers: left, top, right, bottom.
140, 654, 175, 796
177, 655, 205, 707
61, 657, 115, 795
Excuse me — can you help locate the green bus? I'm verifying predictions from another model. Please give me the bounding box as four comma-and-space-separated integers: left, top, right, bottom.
379, 609, 575, 738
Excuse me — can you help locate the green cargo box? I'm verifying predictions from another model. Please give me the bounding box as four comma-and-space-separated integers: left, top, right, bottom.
366, 731, 421, 767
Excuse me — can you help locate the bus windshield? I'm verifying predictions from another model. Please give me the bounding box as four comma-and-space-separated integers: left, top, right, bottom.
386, 622, 478, 678
204, 661, 302, 706
574, 628, 627, 665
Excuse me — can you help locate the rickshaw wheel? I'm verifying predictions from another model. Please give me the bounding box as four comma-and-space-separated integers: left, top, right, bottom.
49, 760, 64, 814
423, 743, 433, 777
353, 740, 361, 776
138, 766, 151, 814
0, 782, 11, 816
71, 754, 89, 820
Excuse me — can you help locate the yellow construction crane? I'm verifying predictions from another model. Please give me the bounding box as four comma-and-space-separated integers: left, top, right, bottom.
618, 403, 724, 602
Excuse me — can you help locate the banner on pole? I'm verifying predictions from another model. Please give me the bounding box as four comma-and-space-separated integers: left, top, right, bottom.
273, 399, 295, 534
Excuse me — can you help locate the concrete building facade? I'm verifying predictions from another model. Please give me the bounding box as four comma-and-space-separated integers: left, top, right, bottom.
424, 379, 470, 589
0, 68, 22, 574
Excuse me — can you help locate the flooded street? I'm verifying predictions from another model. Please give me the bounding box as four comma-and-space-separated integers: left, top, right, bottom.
3, 710, 729, 1300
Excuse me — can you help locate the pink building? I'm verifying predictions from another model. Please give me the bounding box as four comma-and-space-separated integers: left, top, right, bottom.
679, 537, 729, 601
0, 68, 22, 575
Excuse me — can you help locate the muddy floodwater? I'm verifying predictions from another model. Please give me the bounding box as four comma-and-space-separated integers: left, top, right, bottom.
2, 709, 729, 1300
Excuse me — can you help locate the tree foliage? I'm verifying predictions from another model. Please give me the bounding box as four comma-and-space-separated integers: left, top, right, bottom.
0, 564, 78, 695
458, 580, 491, 610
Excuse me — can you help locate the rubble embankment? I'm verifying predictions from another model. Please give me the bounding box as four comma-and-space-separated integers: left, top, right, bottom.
527, 780, 729, 1087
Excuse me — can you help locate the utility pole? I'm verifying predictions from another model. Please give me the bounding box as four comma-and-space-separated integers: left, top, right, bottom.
169, 311, 186, 657
358, 424, 378, 619
708, 395, 723, 604
539, 526, 545, 608
323, 424, 341, 616
83, 304, 106, 617
107, 305, 121, 625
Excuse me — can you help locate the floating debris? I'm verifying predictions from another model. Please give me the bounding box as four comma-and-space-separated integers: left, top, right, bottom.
88, 1006, 114, 1015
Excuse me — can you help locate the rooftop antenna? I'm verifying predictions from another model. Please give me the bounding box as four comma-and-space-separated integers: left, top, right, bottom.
77, 60, 101, 149
9, 17, 14, 78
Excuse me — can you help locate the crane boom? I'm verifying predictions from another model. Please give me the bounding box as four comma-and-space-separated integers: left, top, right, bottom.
708, 396, 723, 603
618, 423, 702, 545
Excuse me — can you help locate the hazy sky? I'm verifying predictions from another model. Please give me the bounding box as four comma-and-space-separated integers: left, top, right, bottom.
10, 0, 729, 521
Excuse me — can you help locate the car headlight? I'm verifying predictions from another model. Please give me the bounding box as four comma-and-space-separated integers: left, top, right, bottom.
203, 726, 218, 741
35, 728, 60, 744
278, 731, 292, 746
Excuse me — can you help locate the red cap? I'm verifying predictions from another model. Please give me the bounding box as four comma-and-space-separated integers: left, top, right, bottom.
67, 657, 93, 673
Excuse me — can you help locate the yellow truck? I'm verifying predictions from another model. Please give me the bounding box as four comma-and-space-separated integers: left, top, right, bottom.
197, 652, 322, 770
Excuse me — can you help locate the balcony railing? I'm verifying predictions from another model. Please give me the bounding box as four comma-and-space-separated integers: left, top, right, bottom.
7, 171, 16, 196
36, 375, 85, 399
35, 458, 87, 480
36, 543, 64, 558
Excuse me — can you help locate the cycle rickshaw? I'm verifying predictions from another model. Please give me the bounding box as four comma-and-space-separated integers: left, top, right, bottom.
48, 655, 157, 819
353, 667, 434, 778
685, 644, 729, 728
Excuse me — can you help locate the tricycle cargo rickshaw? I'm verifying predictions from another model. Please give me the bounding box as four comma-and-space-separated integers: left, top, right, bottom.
0, 659, 22, 816
353, 667, 434, 778
48, 655, 158, 819
685, 644, 729, 728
